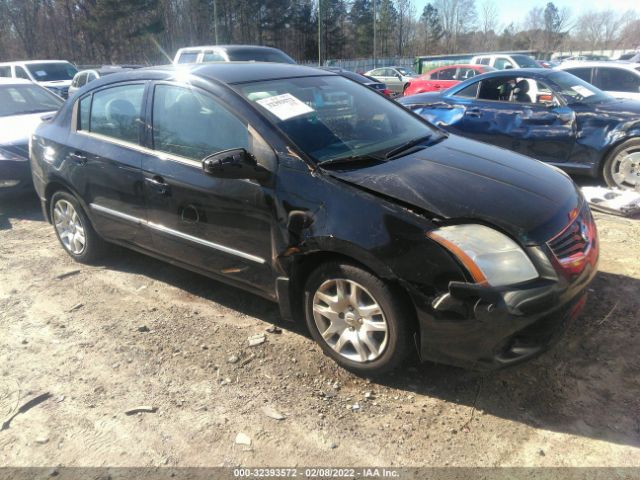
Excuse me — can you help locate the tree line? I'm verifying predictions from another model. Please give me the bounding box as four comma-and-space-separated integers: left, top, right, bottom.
0, 0, 638, 66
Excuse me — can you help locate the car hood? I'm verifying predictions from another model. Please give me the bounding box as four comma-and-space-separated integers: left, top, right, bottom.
327, 135, 581, 245
0, 112, 51, 155
586, 98, 640, 117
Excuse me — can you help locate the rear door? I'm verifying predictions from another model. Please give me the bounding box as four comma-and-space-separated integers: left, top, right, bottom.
69, 82, 152, 247
141, 81, 275, 292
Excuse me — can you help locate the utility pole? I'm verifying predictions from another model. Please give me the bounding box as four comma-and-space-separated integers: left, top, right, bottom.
318, 0, 322, 66
213, 0, 219, 44
373, 0, 377, 68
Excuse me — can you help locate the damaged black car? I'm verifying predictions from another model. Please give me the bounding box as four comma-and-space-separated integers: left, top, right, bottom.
30, 64, 598, 374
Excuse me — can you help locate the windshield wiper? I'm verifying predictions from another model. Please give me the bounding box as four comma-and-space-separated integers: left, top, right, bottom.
384, 134, 434, 160
317, 153, 385, 169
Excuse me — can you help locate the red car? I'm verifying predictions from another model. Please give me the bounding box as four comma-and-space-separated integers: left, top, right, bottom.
403, 64, 495, 96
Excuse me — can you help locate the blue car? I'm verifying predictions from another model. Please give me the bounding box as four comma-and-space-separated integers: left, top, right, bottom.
398, 69, 640, 190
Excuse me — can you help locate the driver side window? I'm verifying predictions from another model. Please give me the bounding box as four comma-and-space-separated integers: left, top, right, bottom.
152, 84, 249, 161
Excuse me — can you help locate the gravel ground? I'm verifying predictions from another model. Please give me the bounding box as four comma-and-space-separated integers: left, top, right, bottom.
0, 193, 639, 468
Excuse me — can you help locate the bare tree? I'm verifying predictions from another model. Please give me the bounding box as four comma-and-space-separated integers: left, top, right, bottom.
434, 0, 476, 53
576, 9, 632, 50
479, 0, 498, 49
395, 0, 415, 56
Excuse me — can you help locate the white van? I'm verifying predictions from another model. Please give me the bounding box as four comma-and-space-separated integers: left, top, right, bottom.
0, 60, 77, 98
470, 54, 540, 70
173, 45, 295, 65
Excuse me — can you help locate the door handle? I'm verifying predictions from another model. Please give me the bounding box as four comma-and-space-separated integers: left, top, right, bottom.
69, 152, 87, 165
145, 176, 170, 196
465, 107, 482, 117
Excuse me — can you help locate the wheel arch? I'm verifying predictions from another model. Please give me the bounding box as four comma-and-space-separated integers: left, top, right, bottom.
281, 248, 418, 335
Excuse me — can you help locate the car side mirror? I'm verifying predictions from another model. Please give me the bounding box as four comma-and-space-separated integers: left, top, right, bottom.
396, 74, 402, 80
202, 148, 269, 181
504, 64, 513, 70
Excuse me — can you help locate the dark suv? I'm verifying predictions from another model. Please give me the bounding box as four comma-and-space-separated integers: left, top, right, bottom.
30, 64, 598, 374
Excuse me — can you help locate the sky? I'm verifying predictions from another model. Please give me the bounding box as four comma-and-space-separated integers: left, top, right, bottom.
413, 0, 638, 27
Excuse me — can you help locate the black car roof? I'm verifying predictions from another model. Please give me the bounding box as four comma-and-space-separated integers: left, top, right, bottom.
87, 62, 336, 90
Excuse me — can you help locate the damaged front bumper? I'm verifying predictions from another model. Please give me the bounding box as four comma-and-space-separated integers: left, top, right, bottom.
406, 257, 597, 371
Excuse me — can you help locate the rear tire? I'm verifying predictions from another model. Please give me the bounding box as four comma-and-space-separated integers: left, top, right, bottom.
304, 261, 413, 375
602, 138, 640, 190
50, 191, 106, 264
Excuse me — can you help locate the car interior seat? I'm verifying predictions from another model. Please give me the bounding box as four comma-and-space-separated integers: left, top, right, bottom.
514, 80, 532, 103
105, 99, 138, 143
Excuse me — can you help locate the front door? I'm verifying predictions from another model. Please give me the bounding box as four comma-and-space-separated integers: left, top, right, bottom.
141, 82, 275, 292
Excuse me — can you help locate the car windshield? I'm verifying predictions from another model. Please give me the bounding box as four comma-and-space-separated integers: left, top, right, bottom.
234, 75, 438, 163
0, 84, 63, 117
547, 71, 613, 104
511, 55, 539, 68
227, 50, 296, 64
26, 62, 77, 82
397, 67, 417, 76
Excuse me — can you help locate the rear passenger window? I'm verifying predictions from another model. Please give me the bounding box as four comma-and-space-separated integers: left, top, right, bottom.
434, 68, 456, 80
15, 66, 31, 80
0, 66, 10, 77
89, 84, 145, 144
152, 84, 249, 160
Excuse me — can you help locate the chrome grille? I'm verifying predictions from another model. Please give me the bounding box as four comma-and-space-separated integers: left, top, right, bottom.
547, 208, 593, 262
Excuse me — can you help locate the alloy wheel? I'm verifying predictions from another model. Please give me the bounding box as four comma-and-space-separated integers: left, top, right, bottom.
611, 149, 640, 190
312, 278, 389, 363
53, 199, 86, 255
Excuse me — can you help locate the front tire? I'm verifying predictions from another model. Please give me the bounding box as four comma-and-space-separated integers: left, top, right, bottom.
51, 191, 105, 264
304, 262, 413, 375
603, 139, 640, 190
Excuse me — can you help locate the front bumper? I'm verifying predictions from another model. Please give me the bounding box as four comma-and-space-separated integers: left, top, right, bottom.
407, 253, 597, 371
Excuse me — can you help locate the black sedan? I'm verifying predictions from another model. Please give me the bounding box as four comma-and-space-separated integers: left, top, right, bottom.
30, 63, 597, 373
398, 69, 640, 190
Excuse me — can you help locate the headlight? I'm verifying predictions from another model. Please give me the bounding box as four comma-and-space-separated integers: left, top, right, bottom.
427, 224, 538, 287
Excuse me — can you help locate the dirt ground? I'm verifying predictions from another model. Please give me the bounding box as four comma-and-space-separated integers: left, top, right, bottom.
0, 193, 639, 468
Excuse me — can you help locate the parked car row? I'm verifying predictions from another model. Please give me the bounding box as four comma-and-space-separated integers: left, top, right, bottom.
0, 60, 78, 98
